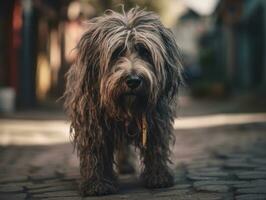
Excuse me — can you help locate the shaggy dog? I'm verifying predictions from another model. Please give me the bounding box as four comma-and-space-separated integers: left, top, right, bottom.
64, 7, 182, 196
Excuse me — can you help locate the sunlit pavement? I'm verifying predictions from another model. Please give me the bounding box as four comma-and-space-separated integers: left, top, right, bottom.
1, 97, 266, 200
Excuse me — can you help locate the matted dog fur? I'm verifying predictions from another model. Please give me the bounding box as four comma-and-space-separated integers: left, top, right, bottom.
64, 7, 182, 196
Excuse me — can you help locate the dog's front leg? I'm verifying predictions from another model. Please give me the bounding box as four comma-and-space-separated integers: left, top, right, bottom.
79, 131, 117, 196
141, 115, 174, 189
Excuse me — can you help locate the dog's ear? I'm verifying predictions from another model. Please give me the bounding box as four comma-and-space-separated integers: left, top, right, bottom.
160, 28, 182, 100
76, 24, 102, 88
63, 23, 101, 140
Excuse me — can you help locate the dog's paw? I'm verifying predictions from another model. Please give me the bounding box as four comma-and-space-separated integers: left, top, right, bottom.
141, 168, 174, 189
80, 179, 118, 196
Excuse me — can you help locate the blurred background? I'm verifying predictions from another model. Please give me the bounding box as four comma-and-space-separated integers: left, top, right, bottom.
0, 0, 266, 141
0, 0, 266, 114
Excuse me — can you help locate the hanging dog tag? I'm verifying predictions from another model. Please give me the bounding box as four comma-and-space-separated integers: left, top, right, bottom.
142, 115, 147, 148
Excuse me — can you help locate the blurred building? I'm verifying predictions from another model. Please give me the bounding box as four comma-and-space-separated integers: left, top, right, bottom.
174, 0, 266, 97
0, 0, 96, 111
216, 0, 266, 92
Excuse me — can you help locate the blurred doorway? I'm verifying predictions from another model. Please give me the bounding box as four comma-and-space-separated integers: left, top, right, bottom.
247, 6, 265, 88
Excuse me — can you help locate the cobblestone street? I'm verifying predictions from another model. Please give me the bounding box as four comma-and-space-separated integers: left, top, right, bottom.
1, 98, 266, 200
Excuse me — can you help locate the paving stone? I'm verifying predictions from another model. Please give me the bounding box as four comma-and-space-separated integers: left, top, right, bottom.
109, 194, 134, 199
188, 160, 225, 168
0, 176, 28, 184
150, 184, 191, 194
46, 198, 82, 200
171, 184, 192, 190
193, 180, 247, 187
174, 178, 188, 183
187, 163, 210, 170
174, 168, 187, 181
234, 179, 266, 188
235, 194, 266, 200
61, 175, 79, 181
188, 167, 221, 173
29, 185, 75, 194
256, 167, 266, 171
214, 150, 232, 159
224, 161, 256, 169
109, 193, 153, 200
27, 182, 75, 190
188, 171, 229, 177
223, 153, 252, 159
32, 190, 79, 198
0, 182, 32, 188
236, 171, 266, 179
182, 192, 226, 200
195, 185, 230, 193
0, 193, 27, 200
29, 173, 58, 181
25, 183, 55, 190
250, 158, 266, 165
44, 178, 75, 185
187, 175, 220, 181
57, 169, 79, 177
153, 189, 189, 197
0, 185, 24, 193
120, 188, 151, 195
236, 187, 266, 194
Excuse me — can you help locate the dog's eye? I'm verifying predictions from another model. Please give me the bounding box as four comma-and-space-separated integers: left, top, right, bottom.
136, 44, 152, 61
111, 46, 126, 61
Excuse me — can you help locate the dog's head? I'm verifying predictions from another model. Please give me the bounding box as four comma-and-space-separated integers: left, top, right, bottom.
69, 8, 182, 120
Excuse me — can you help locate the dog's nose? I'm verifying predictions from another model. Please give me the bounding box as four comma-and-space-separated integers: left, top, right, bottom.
126, 75, 142, 89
